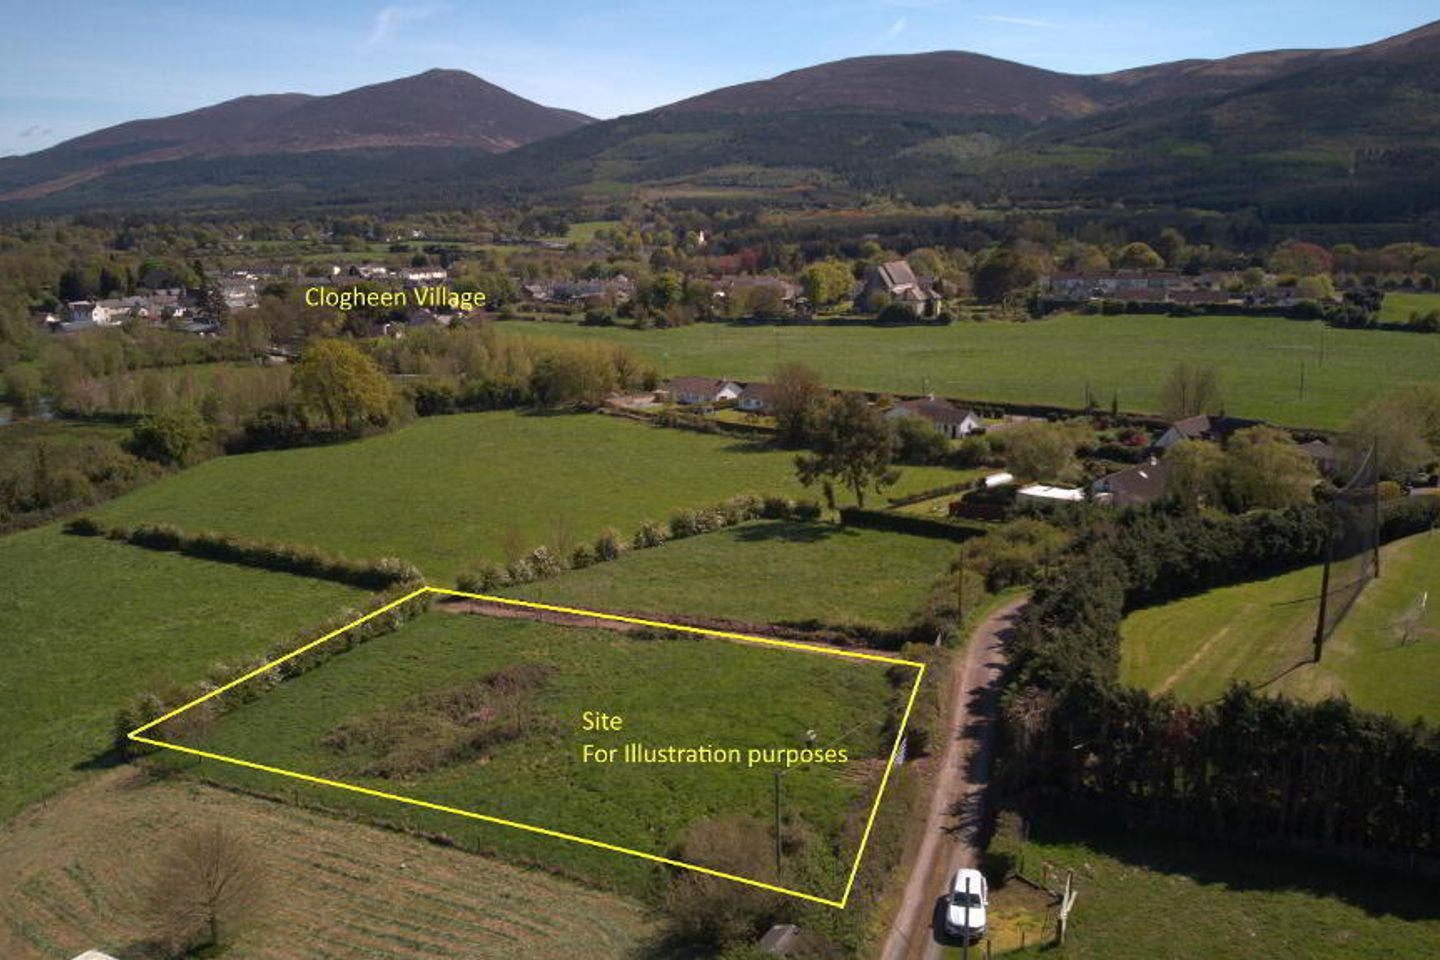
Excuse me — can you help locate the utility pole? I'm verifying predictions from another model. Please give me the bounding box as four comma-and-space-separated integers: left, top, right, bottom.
773, 768, 783, 878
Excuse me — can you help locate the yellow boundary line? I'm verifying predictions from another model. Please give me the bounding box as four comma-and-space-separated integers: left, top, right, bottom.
130, 586, 927, 909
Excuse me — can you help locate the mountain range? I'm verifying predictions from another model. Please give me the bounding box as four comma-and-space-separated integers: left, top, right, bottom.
3, 20, 1438, 221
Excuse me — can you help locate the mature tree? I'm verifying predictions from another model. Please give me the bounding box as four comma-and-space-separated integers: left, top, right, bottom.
1152, 228, 1189, 268
1296, 273, 1337, 301
293, 339, 394, 433
1115, 242, 1164, 270
771, 361, 826, 448
1345, 384, 1440, 478
1164, 439, 1227, 510
973, 248, 1038, 304
1223, 425, 1318, 510
1001, 422, 1076, 482
795, 393, 899, 508
144, 824, 266, 952
127, 408, 212, 466
3, 365, 44, 416
1269, 240, 1334, 278
799, 260, 854, 307
528, 343, 622, 407
894, 414, 950, 464
1161, 362, 1223, 420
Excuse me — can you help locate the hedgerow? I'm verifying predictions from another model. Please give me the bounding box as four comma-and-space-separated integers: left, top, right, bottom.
65, 517, 421, 590
454, 493, 821, 593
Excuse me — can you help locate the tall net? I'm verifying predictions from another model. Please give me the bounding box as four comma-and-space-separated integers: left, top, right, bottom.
1314, 444, 1380, 659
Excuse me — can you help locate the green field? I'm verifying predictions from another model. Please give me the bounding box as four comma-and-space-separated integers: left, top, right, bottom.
496, 314, 1440, 428
163, 611, 900, 899
508, 520, 957, 632
972, 813, 1440, 959
95, 411, 970, 580
1381, 291, 1440, 324
0, 526, 363, 821
1120, 531, 1440, 722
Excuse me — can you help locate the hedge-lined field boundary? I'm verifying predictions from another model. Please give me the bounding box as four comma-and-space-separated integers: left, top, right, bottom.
115, 585, 433, 759
454, 492, 821, 592
64, 516, 422, 590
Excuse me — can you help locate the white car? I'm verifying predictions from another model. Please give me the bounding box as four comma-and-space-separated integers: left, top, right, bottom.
944, 867, 988, 942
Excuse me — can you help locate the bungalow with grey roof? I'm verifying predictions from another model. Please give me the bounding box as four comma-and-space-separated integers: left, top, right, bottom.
737, 382, 778, 413
1092, 457, 1173, 508
1156, 414, 1265, 449
884, 397, 982, 439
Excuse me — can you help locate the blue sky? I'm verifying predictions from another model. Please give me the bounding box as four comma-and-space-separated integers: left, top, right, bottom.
3, 1, 1436, 156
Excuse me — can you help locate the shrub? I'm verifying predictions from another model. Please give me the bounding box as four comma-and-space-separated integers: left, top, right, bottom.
633, 521, 668, 549
64, 515, 104, 536
669, 509, 702, 539
457, 561, 506, 592
570, 544, 596, 569
594, 528, 624, 562
527, 545, 564, 578
760, 496, 797, 519
720, 494, 764, 524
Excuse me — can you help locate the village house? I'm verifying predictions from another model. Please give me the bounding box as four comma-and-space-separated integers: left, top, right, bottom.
884, 397, 982, 439
736, 382, 778, 413
400, 266, 449, 285
667, 376, 742, 406
522, 276, 634, 305
219, 280, 258, 310
860, 260, 943, 317
1092, 457, 1173, 508
713, 275, 802, 306
1156, 413, 1266, 449
65, 300, 116, 326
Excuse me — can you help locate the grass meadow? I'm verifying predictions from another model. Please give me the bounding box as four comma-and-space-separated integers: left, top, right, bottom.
95, 410, 971, 580
1119, 531, 1440, 723
507, 519, 957, 632
0, 525, 364, 821
496, 313, 1440, 428
969, 812, 1440, 960
1380, 290, 1440, 324
162, 611, 902, 900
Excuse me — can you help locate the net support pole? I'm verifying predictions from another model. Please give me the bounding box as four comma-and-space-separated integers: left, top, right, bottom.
1372, 442, 1382, 581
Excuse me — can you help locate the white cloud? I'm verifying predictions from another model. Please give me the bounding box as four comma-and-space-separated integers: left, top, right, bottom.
361, 4, 443, 49
884, 16, 909, 39
975, 14, 1059, 29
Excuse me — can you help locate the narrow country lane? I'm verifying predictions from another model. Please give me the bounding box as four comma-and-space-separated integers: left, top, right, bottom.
879, 597, 1024, 960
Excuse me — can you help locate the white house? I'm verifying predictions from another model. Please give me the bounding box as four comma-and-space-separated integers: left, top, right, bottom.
668, 377, 742, 406
401, 267, 449, 284
884, 397, 982, 440
65, 301, 116, 326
